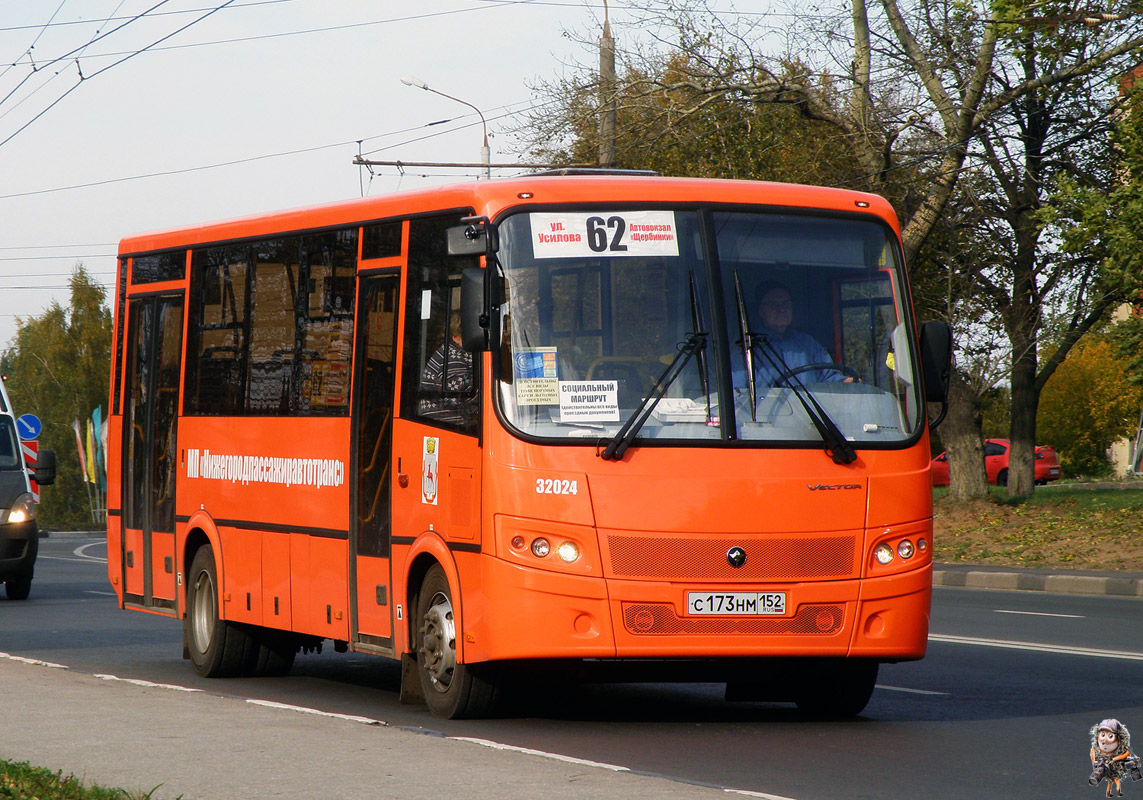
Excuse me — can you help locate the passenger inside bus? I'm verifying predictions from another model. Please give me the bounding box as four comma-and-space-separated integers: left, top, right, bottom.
747, 281, 855, 388
420, 313, 476, 426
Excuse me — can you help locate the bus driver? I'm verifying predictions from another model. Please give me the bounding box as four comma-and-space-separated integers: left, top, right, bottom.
751, 281, 854, 387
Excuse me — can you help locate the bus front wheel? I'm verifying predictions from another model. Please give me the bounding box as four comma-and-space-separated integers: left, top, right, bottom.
793, 659, 878, 717
415, 564, 498, 719
185, 544, 257, 678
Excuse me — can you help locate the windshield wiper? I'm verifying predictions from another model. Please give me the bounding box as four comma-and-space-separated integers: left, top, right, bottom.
731, 271, 855, 466
753, 337, 857, 465
689, 273, 713, 423
600, 331, 708, 461
732, 272, 759, 421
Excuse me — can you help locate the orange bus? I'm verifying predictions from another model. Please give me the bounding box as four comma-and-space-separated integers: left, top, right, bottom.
106, 173, 951, 718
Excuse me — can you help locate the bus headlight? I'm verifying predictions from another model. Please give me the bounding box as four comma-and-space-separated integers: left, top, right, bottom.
3, 493, 36, 525
556, 541, 580, 563
496, 516, 599, 576
897, 540, 915, 559
874, 544, 894, 565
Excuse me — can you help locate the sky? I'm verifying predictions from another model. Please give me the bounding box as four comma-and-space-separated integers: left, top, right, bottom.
0, 0, 630, 348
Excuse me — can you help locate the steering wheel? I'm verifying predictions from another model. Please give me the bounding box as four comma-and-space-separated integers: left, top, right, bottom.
773, 362, 861, 384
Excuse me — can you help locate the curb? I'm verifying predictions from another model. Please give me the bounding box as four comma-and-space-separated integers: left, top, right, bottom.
933, 566, 1143, 597
40, 530, 104, 539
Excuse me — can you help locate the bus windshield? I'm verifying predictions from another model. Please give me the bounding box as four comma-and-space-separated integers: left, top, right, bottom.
495, 207, 922, 447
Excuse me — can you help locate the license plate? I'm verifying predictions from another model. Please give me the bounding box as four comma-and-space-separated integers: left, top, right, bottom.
686, 591, 786, 616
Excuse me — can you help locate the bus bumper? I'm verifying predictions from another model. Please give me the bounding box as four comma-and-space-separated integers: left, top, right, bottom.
467, 556, 930, 664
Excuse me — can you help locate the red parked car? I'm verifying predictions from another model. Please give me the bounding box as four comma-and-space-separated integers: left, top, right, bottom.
931, 438, 1061, 487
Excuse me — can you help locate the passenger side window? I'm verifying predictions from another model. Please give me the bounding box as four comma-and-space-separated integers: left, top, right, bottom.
400, 215, 480, 434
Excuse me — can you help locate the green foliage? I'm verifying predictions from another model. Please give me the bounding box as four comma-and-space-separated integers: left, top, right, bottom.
0, 758, 161, 799
980, 387, 1012, 439
529, 52, 864, 188
1, 265, 112, 530
1036, 336, 1143, 477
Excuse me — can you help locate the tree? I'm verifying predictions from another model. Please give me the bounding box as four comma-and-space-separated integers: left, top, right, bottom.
528, 52, 865, 187
524, 0, 1143, 496
1036, 336, 1143, 476
1, 266, 112, 529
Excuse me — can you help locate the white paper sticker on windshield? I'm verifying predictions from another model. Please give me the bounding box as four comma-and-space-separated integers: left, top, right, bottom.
558, 381, 620, 422
531, 211, 679, 259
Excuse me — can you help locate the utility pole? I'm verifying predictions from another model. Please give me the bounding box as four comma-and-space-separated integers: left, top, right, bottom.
598, 0, 617, 169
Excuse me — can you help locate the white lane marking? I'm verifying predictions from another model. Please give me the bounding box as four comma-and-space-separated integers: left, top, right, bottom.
876, 684, 949, 696
994, 609, 1083, 619
85, 590, 118, 596
7, 656, 803, 798
38, 541, 108, 564
931, 633, 1143, 660
94, 674, 202, 692
454, 737, 629, 771
245, 698, 384, 726
0, 652, 69, 669
75, 541, 108, 562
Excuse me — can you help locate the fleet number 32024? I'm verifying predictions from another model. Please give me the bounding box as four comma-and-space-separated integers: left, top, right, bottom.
536, 478, 578, 495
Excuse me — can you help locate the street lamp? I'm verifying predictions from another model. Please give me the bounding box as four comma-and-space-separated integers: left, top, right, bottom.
400, 75, 490, 179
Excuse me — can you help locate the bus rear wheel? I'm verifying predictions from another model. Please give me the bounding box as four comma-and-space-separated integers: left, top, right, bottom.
793, 659, 878, 717
185, 544, 257, 678
415, 564, 498, 719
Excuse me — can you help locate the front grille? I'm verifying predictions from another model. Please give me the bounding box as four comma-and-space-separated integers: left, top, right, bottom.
622, 603, 845, 636
0, 538, 28, 560
605, 533, 857, 581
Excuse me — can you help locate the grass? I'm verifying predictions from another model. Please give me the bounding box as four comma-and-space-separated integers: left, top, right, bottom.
0, 760, 164, 800
933, 484, 1143, 570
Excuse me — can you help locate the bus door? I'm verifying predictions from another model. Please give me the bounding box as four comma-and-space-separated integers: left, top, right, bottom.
351, 273, 400, 651
121, 293, 184, 613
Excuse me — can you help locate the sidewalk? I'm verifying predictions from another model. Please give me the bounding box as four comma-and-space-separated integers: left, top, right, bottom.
0, 657, 735, 800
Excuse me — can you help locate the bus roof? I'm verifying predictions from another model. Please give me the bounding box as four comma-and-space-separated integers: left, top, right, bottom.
117, 175, 900, 256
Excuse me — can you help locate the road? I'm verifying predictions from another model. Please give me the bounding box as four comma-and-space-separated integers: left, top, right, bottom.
4, 534, 1142, 799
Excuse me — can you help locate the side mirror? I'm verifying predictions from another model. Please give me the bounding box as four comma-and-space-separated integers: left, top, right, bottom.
919, 321, 952, 402
33, 448, 56, 486
447, 224, 487, 257
460, 267, 488, 352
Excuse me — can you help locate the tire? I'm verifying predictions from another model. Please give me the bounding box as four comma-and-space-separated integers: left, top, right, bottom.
252, 629, 297, 677
415, 564, 498, 719
5, 574, 32, 601
996, 469, 1008, 487
794, 660, 878, 717
185, 544, 257, 678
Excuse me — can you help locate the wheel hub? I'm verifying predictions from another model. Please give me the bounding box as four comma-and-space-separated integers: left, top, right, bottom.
419, 591, 456, 692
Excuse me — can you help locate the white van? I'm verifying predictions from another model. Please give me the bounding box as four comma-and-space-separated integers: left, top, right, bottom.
0, 376, 55, 600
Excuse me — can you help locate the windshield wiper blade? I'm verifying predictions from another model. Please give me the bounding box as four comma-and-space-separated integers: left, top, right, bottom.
689, 273, 713, 423
600, 331, 708, 461
732, 271, 758, 421
752, 337, 857, 465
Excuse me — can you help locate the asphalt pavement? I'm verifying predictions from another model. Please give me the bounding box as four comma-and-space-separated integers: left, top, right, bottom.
11, 530, 1143, 800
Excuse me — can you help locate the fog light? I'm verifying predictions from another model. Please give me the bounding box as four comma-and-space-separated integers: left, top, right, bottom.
510, 535, 526, 550
917, 538, 928, 552
556, 541, 580, 563
531, 538, 551, 558
874, 544, 894, 565
898, 540, 915, 559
